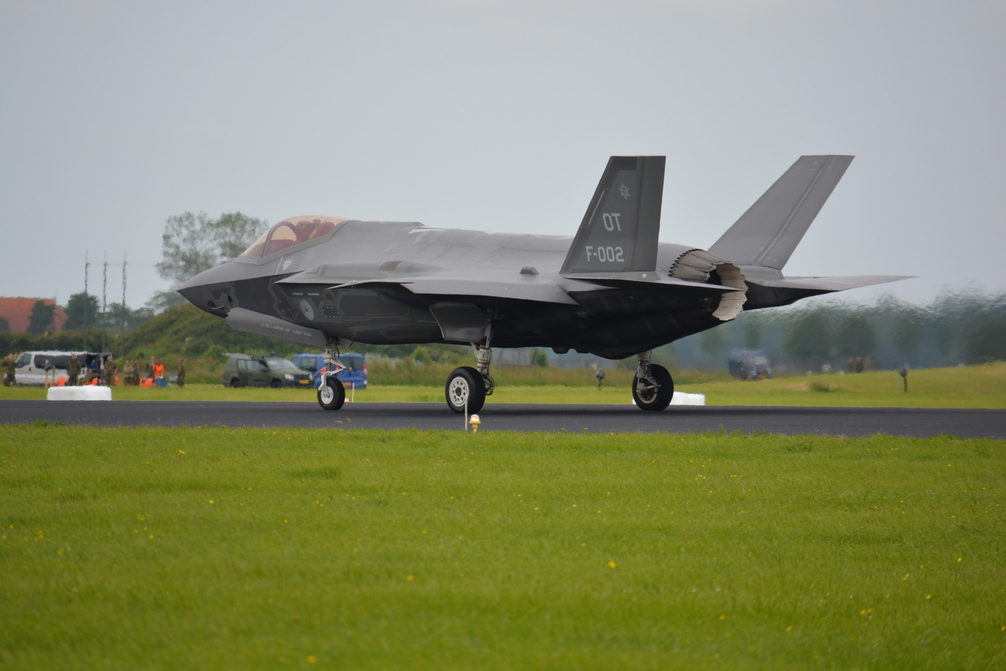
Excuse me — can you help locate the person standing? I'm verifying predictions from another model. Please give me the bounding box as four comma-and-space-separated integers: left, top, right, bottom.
153, 359, 166, 386
145, 356, 156, 381
3, 354, 15, 387
122, 359, 135, 386
176, 358, 186, 387
104, 355, 118, 386
66, 354, 82, 386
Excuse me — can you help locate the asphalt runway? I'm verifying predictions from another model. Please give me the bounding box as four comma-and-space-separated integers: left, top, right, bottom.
2, 400, 1004, 438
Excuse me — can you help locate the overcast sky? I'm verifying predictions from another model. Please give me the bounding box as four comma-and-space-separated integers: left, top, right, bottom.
2, 0, 1004, 310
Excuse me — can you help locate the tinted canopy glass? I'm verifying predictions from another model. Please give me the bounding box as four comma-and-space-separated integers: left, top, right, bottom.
241, 216, 349, 258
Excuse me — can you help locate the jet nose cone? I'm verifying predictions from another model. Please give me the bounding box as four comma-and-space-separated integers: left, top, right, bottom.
178, 265, 223, 292
177, 264, 239, 316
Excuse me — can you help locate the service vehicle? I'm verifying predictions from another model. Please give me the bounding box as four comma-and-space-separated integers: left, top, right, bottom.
727, 350, 771, 381
12, 350, 112, 386
222, 354, 312, 388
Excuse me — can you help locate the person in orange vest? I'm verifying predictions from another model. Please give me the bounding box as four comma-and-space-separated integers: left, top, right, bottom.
153, 359, 166, 386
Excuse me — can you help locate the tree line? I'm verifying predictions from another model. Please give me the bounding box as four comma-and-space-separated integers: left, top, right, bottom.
664, 289, 1006, 372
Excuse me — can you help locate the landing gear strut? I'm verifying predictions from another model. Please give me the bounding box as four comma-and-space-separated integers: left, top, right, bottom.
632, 350, 674, 411
317, 338, 347, 411
445, 340, 494, 414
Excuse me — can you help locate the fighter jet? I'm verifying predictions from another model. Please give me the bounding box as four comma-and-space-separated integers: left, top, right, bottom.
179, 155, 909, 413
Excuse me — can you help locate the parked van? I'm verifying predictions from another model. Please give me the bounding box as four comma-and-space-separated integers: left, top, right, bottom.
290, 352, 368, 389
727, 350, 771, 381
12, 350, 111, 386
222, 354, 312, 388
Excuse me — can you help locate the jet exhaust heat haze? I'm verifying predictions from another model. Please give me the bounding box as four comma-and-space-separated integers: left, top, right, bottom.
179, 155, 909, 413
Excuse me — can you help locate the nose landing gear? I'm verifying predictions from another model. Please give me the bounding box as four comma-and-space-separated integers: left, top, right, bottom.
317, 338, 347, 411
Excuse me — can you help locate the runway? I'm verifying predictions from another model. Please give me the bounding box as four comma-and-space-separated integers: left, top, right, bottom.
2, 400, 1004, 438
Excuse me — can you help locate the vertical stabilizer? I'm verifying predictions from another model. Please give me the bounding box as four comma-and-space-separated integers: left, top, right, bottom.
560, 156, 665, 275
708, 155, 853, 270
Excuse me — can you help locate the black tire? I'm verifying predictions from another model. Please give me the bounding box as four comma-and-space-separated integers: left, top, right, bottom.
270, 378, 282, 389
632, 364, 674, 411
229, 377, 241, 388
318, 377, 346, 410
445, 366, 486, 414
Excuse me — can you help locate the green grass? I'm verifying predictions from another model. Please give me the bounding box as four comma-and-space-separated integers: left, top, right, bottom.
3, 361, 1005, 407
685, 361, 1006, 408
2, 426, 1004, 670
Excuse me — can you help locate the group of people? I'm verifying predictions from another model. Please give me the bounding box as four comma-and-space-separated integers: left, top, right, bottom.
62, 355, 186, 387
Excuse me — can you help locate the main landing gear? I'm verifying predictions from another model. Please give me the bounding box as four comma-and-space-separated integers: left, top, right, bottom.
442, 344, 674, 414
632, 350, 674, 411
445, 343, 494, 414
317, 339, 347, 411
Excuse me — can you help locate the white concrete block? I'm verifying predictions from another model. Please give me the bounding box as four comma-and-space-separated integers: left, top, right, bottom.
631, 391, 705, 407
670, 392, 705, 406
47, 386, 113, 401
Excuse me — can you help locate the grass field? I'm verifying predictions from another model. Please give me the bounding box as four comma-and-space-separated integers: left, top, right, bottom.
3, 362, 1004, 408
2, 425, 1004, 670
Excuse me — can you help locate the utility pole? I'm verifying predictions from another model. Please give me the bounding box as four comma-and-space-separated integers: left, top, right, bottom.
102, 254, 108, 352
121, 252, 127, 355
83, 252, 90, 352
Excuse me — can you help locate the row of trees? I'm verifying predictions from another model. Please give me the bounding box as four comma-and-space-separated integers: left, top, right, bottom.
665, 289, 1006, 372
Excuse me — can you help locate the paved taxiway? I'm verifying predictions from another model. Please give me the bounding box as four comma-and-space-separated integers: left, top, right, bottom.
2, 400, 1004, 438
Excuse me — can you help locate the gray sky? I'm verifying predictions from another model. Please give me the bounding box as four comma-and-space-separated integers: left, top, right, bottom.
2, 0, 1004, 309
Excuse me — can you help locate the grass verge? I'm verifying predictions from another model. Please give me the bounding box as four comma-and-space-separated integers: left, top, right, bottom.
2, 426, 1004, 670
3, 361, 1005, 408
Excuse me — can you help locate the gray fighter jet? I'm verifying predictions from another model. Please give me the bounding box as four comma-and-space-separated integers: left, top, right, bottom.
179, 155, 909, 413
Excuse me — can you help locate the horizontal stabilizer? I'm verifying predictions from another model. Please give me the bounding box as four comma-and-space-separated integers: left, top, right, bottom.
560, 156, 665, 275
749, 274, 914, 292
709, 155, 853, 270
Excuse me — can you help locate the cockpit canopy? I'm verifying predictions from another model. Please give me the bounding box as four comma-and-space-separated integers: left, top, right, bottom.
241, 216, 349, 258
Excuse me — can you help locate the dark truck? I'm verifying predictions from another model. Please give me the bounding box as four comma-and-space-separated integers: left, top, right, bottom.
222, 354, 312, 388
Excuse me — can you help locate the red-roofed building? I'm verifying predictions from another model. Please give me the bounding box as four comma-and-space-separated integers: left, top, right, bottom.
0, 297, 68, 333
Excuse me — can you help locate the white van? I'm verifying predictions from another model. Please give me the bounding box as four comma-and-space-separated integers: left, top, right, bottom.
12, 350, 108, 386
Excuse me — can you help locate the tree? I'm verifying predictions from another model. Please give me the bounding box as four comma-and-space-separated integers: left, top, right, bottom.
28, 300, 55, 335
103, 302, 155, 332
741, 313, 764, 350
891, 303, 925, 365
63, 292, 101, 331
782, 309, 833, 368
697, 326, 727, 364
835, 311, 877, 359
144, 290, 189, 313
156, 211, 269, 287
0, 316, 8, 332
